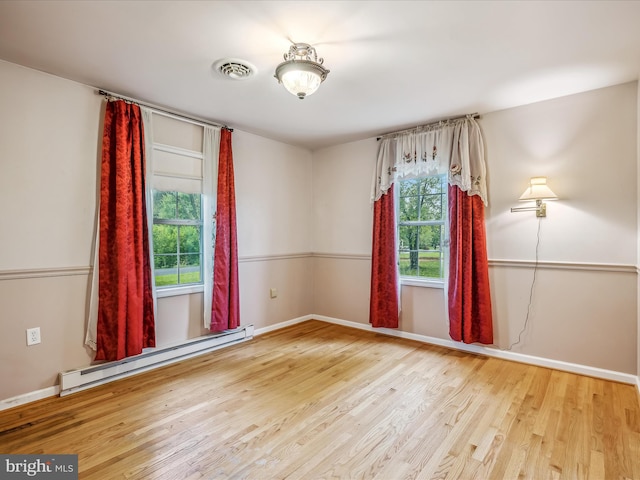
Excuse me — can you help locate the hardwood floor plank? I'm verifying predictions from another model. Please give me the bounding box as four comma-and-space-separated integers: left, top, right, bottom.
1, 320, 639, 479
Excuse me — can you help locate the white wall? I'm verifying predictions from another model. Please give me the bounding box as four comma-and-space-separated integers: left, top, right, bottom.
311, 139, 376, 325
0, 61, 101, 400
484, 83, 637, 265
233, 131, 314, 330
234, 131, 313, 257
0, 61, 313, 401
483, 83, 637, 373
312, 139, 376, 255
0, 62, 100, 271
312, 82, 638, 375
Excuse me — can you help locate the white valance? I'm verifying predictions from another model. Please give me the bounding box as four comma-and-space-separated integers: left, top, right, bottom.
371, 116, 488, 205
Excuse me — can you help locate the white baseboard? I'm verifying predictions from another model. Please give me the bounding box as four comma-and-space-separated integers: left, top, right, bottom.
0, 386, 60, 412
3, 315, 637, 411
253, 315, 312, 336
311, 315, 639, 386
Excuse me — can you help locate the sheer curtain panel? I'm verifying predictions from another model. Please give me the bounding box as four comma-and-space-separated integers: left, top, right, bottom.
203, 126, 221, 329
141, 107, 158, 316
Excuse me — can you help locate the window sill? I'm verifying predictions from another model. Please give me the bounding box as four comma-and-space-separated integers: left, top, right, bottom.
156, 284, 204, 298
400, 277, 445, 289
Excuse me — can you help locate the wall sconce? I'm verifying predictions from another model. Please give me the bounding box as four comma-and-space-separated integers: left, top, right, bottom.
510, 177, 558, 217
274, 43, 330, 99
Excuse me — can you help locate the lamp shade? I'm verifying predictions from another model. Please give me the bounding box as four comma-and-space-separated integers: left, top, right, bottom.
518, 177, 558, 201
277, 62, 324, 99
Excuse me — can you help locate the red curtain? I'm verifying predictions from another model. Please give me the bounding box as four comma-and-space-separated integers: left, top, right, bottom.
448, 185, 493, 344
369, 187, 399, 328
95, 101, 155, 361
210, 129, 240, 331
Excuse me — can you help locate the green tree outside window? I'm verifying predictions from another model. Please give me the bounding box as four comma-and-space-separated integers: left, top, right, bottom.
152, 191, 203, 287
397, 175, 446, 279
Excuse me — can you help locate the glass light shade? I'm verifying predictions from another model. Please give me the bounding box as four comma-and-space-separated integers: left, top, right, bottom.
518, 177, 558, 201
281, 68, 322, 99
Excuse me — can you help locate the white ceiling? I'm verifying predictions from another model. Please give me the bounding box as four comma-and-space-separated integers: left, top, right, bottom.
0, 1, 639, 150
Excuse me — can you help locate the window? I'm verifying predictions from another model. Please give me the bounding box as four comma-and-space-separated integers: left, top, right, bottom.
148, 113, 206, 291
397, 174, 447, 281
152, 191, 203, 287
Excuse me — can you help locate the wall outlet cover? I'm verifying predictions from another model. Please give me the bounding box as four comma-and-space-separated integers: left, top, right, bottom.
26, 327, 41, 346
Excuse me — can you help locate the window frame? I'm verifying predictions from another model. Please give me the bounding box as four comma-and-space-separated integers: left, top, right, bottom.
147, 116, 208, 297
396, 173, 447, 289
152, 190, 205, 292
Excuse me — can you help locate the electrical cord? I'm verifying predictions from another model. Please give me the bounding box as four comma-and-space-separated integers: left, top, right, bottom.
506, 216, 542, 350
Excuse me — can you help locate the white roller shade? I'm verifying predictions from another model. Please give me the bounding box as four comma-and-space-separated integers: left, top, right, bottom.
152, 143, 203, 194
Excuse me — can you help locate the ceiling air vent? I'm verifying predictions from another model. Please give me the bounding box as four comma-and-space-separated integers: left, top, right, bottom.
213, 58, 256, 80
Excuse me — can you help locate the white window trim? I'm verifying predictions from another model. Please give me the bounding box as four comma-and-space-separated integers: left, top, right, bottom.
152, 191, 205, 293
154, 142, 203, 158
400, 277, 445, 289
152, 142, 204, 298
396, 174, 447, 287
156, 283, 204, 298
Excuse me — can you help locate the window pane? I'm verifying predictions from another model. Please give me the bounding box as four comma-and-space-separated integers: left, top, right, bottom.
399, 178, 419, 222
397, 175, 446, 280
418, 225, 442, 250
177, 192, 201, 220
399, 178, 419, 196
399, 225, 418, 253
418, 225, 444, 278
153, 191, 177, 219
155, 252, 178, 269
178, 225, 201, 254
399, 195, 419, 222
152, 189, 204, 288
152, 224, 177, 265
419, 257, 443, 281
155, 255, 178, 286
420, 176, 443, 195
178, 225, 201, 285
178, 254, 202, 284
399, 250, 418, 277
419, 193, 444, 221
153, 224, 176, 286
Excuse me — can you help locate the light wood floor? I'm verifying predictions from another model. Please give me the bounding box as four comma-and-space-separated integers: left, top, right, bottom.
1, 320, 639, 479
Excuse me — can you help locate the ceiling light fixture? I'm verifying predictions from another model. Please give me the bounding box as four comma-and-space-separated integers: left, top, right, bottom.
274, 43, 330, 99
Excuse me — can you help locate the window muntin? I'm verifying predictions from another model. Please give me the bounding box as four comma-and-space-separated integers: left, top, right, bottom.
397, 175, 447, 280
152, 190, 203, 287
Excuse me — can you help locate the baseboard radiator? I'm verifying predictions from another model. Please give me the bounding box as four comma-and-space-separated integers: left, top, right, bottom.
59, 324, 254, 396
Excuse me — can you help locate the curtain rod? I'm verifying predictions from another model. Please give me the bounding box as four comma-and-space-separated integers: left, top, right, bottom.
97, 89, 232, 131
376, 112, 480, 141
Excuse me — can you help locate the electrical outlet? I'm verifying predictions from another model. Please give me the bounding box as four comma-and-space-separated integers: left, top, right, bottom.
26, 327, 41, 346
